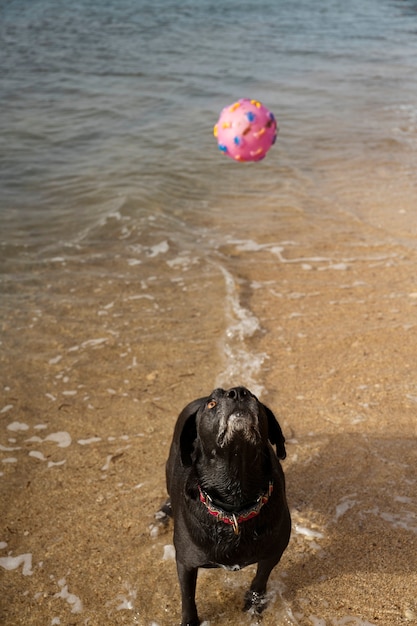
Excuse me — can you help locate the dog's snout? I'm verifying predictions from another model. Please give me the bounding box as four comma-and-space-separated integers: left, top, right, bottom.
226, 387, 250, 401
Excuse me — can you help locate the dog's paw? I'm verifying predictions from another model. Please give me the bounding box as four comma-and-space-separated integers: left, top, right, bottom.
243, 589, 268, 614
149, 499, 172, 537
159, 498, 173, 519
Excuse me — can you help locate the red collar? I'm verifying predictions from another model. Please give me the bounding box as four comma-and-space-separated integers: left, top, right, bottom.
198, 481, 273, 535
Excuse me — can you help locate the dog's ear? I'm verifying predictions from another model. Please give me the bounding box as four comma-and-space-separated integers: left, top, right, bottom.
263, 404, 286, 460
176, 398, 206, 467
180, 414, 197, 466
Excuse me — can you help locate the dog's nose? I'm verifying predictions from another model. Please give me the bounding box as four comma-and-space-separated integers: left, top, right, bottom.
226, 387, 250, 401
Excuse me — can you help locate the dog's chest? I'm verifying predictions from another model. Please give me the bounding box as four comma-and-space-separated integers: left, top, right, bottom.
198, 519, 270, 570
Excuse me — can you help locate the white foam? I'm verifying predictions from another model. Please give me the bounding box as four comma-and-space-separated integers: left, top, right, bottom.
223, 269, 260, 340
116, 586, 137, 611
261, 577, 300, 625
231, 239, 270, 252
2, 457, 18, 463
319, 262, 349, 271
45, 432, 72, 448
54, 578, 83, 614
270, 246, 329, 265
25, 431, 72, 450
335, 498, 357, 520
0, 541, 8, 549
0, 444, 21, 452
101, 454, 113, 471
162, 544, 176, 561
125, 294, 154, 301
47, 460, 66, 468
68, 338, 108, 352
7, 421, 29, 432
49, 355, 63, 365
116, 597, 134, 610
331, 618, 376, 625
167, 254, 197, 270
365, 505, 417, 534
149, 523, 160, 538
77, 437, 102, 445
81, 338, 108, 349
0, 553, 33, 576
294, 524, 325, 540
25, 436, 43, 444
216, 266, 266, 397
379, 510, 417, 534
351, 414, 365, 425
29, 451, 47, 461
228, 237, 398, 270
1, 405, 14, 414
394, 495, 412, 504
148, 241, 169, 257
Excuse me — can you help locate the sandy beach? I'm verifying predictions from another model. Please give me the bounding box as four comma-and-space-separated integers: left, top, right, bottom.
1, 210, 417, 626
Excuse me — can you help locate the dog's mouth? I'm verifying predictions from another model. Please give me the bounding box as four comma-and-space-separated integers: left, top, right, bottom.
217, 410, 260, 447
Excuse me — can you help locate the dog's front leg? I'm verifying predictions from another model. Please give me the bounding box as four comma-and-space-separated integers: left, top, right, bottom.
244, 555, 279, 614
176, 560, 200, 626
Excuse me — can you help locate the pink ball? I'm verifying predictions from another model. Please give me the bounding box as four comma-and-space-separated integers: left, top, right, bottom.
214, 98, 278, 162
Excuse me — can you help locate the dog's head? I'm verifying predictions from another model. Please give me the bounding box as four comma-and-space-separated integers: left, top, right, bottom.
179, 386, 286, 466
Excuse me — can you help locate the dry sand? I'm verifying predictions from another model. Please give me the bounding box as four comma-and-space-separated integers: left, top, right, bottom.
1, 217, 417, 625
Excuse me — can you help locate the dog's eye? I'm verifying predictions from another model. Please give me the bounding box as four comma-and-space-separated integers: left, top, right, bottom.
207, 400, 217, 409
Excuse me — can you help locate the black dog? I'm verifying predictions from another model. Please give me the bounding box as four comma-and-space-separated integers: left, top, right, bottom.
158, 386, 291, 626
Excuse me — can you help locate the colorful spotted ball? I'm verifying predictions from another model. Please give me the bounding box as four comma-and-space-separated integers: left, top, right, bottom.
214, 98, 278, 162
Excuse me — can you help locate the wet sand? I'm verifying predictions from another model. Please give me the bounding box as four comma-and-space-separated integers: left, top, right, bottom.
1, 215, 417, 625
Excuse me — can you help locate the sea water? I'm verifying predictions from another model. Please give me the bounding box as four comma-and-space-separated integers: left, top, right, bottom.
1, 0, 417, 259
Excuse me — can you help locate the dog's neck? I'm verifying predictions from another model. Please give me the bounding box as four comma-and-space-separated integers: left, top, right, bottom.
195, 440, 271, 510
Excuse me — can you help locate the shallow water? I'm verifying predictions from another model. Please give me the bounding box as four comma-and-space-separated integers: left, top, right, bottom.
2, 0, 417, 251
1, 0, 417, 624
2, 0, 417, 298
